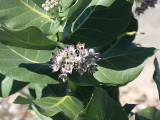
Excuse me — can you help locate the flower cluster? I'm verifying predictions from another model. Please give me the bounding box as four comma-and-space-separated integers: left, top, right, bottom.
135, 0, 158, 16
42, 0, 60, 11
50, 43, 101, 82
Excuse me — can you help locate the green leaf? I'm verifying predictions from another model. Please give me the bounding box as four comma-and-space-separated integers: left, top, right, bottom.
0, 74, 5, 96
123, 104, 137, 115
64, 0, 133, 48
14, 95, 83, 120
1, 77, 14, 98
75, 87, 128, 120
61, 0, 75, 12
0, 75, 27, 97
42, 83, 68, 97
0, 0, 60, 35
66, 0, 91, 26
0, 27, 58, 50
14, 96, 32, 104
34, 84, 47, 99
153, 57, 160, 100
68, 71, 100, 86
32, 105, 53, 120
0, 42, 60, 84
93, 39, 157, 85
135, 107, 160, 120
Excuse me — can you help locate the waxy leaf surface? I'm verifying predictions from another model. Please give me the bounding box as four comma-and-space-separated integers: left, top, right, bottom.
0, 43, 59, 84
64, 0, 133, 48
14, 95, 83, 120
0, 27, 57, 50
94, 39, 156, 85
0, 0, 60, 35
75, 87, 128, 120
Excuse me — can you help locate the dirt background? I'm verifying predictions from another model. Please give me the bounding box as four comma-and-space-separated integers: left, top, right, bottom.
0, 2, 160, 120
120, 2, 160, 119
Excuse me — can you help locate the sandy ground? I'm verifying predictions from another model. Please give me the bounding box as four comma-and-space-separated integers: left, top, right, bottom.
0, 3, 160, 120
120, 3, 160, 119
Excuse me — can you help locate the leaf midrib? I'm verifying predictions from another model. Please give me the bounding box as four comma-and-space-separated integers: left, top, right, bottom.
19, 0, 53, 21
73, 0, 102, 32
4, 30, 56, 47
7, 46, 40, 63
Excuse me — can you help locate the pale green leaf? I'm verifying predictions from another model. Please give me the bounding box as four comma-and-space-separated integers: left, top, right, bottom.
93, 39, 157, 85
0, 0, 60, 35
0, 42, 60, 84
0, 26, 57, 50
14, 95, 83, 119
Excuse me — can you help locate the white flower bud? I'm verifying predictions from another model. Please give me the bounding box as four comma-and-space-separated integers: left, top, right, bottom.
50, 4, 54, 8
89, 49, 95, 55
42, 4, 45, 8
44, 7, 50, 11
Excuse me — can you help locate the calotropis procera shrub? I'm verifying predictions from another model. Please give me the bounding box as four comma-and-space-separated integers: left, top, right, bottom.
0, 0, 159, 120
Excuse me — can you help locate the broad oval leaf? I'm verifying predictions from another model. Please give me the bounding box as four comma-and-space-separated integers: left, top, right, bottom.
93, 39, 157, 85
75, 87, 129, 120
0, 42, 59, 84
14, 95, 83, 120
0, 0, 60, 35
64, 0, 133, 48
0, 27, 57, 50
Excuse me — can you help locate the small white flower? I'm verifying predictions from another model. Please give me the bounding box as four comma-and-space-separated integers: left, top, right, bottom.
69, 45, 76, 53
50, 62, 60, 72
76, 42, 85, 50
80, 49, 89, 57
50, 5, 54, 8
59, 74, 68, 83
56, 55, 63, 63
76, 56, 83, 62
62, 62, 73, 74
